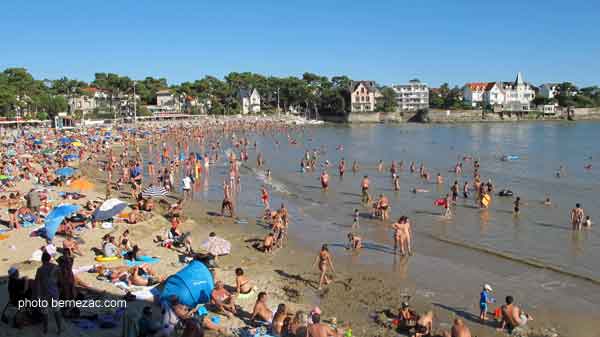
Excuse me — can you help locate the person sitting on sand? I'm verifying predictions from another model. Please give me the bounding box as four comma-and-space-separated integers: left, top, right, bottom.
500, 296, 533, 333
210, 280, 236, 317
397, 302, 417, 331
127, 205, 141, 224
119, 229, 133, 252
263, 232, 275, 254
251, 291, 273, 323
272, 303, 290, 336
347, 233, 362, 250
288, 311, 308, 337
103, 236, 118, 257
168, 199, 183, 218
414, 310, 434, 337
307, 313, 341, 337
235, 267, 253, 295
161, 295, 227, 336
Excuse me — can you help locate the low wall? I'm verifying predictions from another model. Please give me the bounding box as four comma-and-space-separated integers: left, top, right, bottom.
323, 108, 600, 124
574, 108, 600, 119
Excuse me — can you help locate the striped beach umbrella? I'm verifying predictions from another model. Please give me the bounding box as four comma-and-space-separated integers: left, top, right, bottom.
142, 185, 168, 198
93, 198, 128, 221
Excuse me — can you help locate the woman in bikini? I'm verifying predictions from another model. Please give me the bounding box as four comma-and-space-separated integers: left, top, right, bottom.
8, 193, 21, 230
235, 267, 253, 295
272, 303, 288, 336
313, 244, 335, 290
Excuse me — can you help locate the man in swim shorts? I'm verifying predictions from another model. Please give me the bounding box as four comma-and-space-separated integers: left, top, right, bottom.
361, 175, 370, 203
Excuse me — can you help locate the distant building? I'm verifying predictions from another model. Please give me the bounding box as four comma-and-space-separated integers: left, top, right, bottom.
350, 81, 381, 113
463, 82, 489, 107
69, 87, 110, 114
239, 88, 261, 114
463, 72, 535, 111
156, 89, 175, 108
392, 79, 429, 111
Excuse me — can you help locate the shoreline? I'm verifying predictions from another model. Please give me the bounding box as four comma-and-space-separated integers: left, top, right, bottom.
1, 120, 598, 337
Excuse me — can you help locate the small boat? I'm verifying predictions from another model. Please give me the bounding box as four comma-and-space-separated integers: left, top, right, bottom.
501, 155, 520, 161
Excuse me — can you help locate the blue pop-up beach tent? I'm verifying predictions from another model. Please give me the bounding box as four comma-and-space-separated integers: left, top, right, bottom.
160, 260, 214, 307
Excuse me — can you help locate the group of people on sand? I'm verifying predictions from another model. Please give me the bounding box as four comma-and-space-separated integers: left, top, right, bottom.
262, 203, 289, 254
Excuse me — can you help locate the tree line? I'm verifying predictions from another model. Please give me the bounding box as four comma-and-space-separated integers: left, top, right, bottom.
0, 68, 363, 119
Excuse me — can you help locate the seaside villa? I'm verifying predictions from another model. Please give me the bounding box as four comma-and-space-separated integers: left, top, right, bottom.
463, 72, 535, 111
350, 80, 382, 113
239, 88, 261, 114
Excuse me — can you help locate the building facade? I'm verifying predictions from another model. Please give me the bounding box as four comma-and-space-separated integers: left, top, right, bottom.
350, 81, 381, 113
392, 79, 429, 111
538, 83, 560, 99
463, 72, 535, 111
239, 88, 261, 114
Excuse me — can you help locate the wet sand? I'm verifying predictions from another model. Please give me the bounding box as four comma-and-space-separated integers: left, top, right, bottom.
2, 121, 599, 337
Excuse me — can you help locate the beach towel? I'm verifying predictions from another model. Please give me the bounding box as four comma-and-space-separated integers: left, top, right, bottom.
124, 257, 160, 267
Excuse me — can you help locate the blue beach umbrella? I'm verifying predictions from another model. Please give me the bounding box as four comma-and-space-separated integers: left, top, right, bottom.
44, 204, 80, 240
92, 198, 127, 221
59, 137, 73, 144
55, 167, 76, 177
34, 139, 43, 145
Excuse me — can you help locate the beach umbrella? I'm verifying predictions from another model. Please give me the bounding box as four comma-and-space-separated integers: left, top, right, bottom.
70, 177, 95, 191
59, 137, 73, 144
161, 261, 214, 307
45, 204, 80, 240
142, 185, 168, 198
71, 141, 83, 147
42, 148, 55, 155
64, 154, 79, 161
55, 167, 75, 177
34, 140, 43, 145
0, 175, 10, 180
201, 236, 231, 256
93, 198, 128, 221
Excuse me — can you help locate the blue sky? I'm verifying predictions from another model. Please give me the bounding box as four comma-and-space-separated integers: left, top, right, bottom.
1, 0, 599, 87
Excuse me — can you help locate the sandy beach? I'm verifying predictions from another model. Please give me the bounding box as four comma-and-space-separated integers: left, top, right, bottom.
1, 119, 598, 337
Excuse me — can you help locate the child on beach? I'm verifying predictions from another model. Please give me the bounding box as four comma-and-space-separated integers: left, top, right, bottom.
352, 209, 360, 229
347, 233, 362, 250
479, 284, 495, 321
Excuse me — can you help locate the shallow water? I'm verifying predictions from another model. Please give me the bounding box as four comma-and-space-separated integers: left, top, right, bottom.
146, 122, 600, 310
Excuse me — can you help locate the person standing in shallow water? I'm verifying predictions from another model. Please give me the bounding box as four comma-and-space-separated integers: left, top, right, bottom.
570, 203, 585, 230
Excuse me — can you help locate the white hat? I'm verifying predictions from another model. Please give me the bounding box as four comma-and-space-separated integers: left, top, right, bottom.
484, 284, 493, 292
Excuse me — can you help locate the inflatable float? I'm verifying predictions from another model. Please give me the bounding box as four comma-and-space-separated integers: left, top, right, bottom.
481, 194, 491, 207
497, 189, 514, 197
95, 255, 120, 262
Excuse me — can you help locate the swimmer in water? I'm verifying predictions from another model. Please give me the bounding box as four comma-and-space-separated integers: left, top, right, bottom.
320, 171, 329, 191
411, 187, 429, 193
543, 197, 552, 206
513, 196, 521, 215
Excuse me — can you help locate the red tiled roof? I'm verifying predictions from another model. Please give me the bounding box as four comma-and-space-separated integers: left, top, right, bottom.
465, 82, 489, 91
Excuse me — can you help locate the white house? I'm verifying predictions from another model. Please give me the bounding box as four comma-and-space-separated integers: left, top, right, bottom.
350, 81, 381, 113
463, 72, 535, 111
462, 82, 489, 107
156, 89, 175, 108
68, 87, 110, 114
392, 79, 429, 111
239, 88, 261, 114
